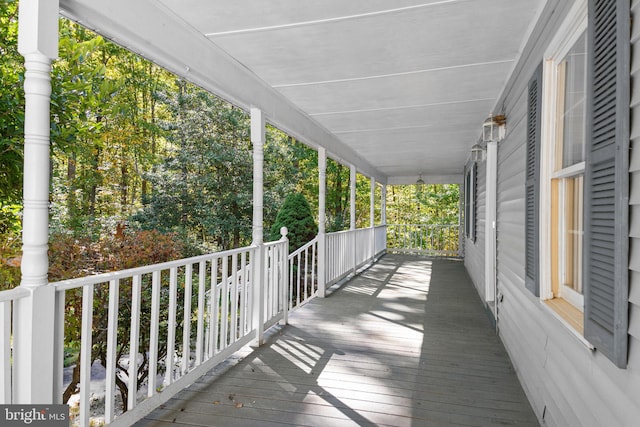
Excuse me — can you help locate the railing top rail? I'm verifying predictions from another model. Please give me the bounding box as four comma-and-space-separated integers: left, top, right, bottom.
51, 243, 259, 291
0, 286, 30, 303
326, 226, 378, 237
288, 236, 318, 259
387, 223, 459, 227
263, 238, 287, 249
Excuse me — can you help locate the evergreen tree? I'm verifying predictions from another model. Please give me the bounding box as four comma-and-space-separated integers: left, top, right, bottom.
270, 193, 317, 251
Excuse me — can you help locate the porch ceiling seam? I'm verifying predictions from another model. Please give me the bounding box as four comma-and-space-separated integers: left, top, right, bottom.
310, 97, 495, 116
203, 0, 469, 38
272, 59, 515, 89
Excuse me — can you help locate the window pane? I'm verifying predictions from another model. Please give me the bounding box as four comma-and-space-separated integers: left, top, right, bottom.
563, 175, 583, 294
560, 32, 587, 168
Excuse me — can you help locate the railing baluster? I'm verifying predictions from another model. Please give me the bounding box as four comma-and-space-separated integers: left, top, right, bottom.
312, 241, 317, 296
239, 251, 247, 335
272, 247, 278, 314
210, 258, 219, 356
53, 290, 65, 405
0, 301, 11, 403
182, 263, 193, 376
296, 249, 301, 306
105, 279, 119, 424
220, 255, 229, 350
79, 284, 94, 427
128, 274, 142, 410
166, 267, 178, 385
196, 261, 205, 365
148, 271, 161, 397
303, 247, 309, 302
231, 252, 238, 344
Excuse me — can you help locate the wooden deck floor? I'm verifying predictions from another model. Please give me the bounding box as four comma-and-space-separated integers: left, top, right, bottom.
136, 254, 539, 427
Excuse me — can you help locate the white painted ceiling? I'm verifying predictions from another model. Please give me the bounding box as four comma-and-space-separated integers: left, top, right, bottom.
60, 0, 545, 184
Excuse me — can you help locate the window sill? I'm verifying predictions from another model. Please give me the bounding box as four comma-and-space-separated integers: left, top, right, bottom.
541, 298, 595, 350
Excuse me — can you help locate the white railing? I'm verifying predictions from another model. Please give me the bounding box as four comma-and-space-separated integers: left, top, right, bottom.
387, 224, 460, 256
0, 230, 292, 427
325, 226, 386, 286
374, 225, 387, 256
288, 236, 318, 310
325, 229, 355, 285
0, 287, 30, 404
263, 238, 289, 330
51, 245, 261, 426
0, 225, 394, 426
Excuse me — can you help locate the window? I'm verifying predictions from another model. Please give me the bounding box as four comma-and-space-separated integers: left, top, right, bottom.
530, 0, 630, 368
550, 30, 587, 311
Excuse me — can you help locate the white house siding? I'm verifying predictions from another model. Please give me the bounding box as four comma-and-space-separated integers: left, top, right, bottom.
479, 0, 640, 426
464, 159, 486, 300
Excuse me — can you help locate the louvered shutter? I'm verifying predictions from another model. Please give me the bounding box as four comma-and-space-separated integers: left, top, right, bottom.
584, 0, 629, 368
472, 161, 477, 242
525, 63, 542, 297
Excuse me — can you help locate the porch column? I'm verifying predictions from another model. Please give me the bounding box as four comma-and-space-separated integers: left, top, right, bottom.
251, 107, 265, 245
382, 184, 387, 254
317, 147, 327, 297
251, 107, 265, 345
458, 187, 464, 258
350, 165, 356, 273
370, 177, 375, 261
13, 0, 59, 404
485, 140, 498, 305
381, 185, 387, 225
350, 165, 357, 230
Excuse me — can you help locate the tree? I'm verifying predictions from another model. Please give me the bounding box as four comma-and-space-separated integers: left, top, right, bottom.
270, 193, 317, 251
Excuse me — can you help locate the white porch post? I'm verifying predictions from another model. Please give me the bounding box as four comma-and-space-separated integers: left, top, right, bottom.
370, 177, 375, 227
350, 165, 357, 273
458, 185, 465, 258
370, 177, 375, 261
317, 147, 327, 297
13, 0, 59, 404
381, 185, 387, 225
251, 107, 265, 345
382, 184, 387, 254
485, 141, 498, 305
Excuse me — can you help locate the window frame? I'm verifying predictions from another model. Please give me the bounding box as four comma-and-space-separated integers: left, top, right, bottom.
539, 1, 588, 308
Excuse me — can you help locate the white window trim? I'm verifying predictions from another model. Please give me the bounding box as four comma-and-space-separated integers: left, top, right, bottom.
539, 0, 587, 303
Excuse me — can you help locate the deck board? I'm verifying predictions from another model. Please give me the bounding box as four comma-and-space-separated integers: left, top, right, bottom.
137, 255, 539, 426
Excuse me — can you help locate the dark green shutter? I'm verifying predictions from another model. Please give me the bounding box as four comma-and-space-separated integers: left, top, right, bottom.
473, 162, 477, 242
525, 63, 542, 297
465, 163, 476, 241
584, 0, 629, 368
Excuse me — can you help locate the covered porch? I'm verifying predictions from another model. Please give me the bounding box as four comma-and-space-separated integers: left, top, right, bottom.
0, 0, 554, 425
138, 254, 536, 427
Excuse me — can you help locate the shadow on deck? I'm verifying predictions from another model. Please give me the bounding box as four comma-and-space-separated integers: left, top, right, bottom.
136, 254, 538, 427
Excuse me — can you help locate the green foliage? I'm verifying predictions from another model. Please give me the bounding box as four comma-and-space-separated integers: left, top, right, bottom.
270, 193, 317, 251
0, 1, 24, 206
387, 184, 460, 225
132, 79, 254, 251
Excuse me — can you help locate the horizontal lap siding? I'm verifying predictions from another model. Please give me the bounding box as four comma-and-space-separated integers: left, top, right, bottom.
493, 1, 640, 424
464, 160, 486, 299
